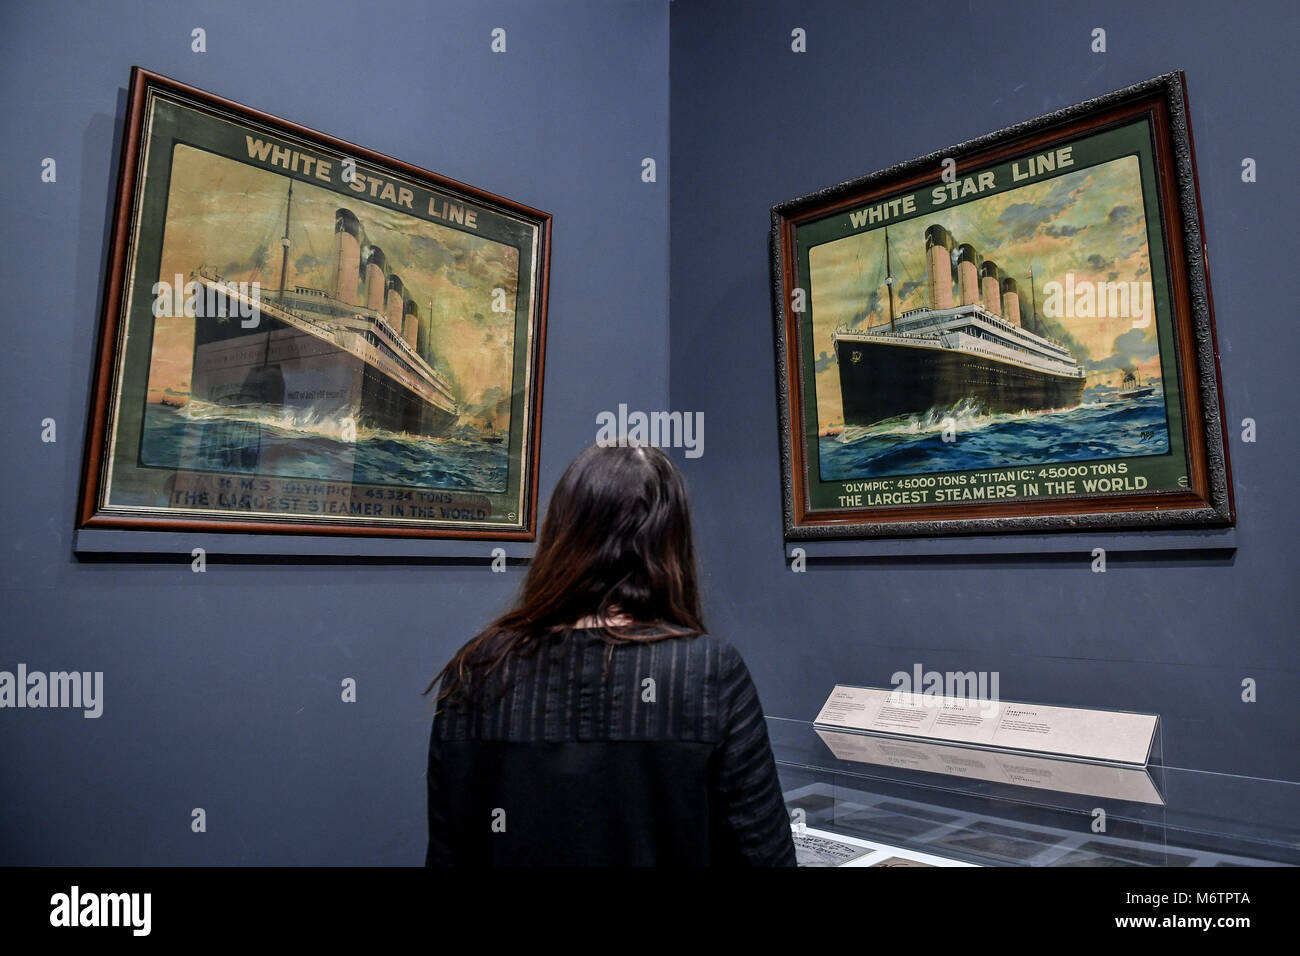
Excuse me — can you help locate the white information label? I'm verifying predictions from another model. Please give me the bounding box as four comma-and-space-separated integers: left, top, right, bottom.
814, 686, 1157, 766
813, 727, 1164, 805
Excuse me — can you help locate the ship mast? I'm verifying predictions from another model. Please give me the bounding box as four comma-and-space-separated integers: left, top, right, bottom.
259, 179, 294, 368
884, 226, 896, 333
278, 180, 293, 297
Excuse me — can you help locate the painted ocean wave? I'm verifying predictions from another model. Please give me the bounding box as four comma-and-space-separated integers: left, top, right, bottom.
818, 391, 1170, 481
140, 403, 508, 492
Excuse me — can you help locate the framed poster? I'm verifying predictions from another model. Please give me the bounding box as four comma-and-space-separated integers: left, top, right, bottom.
771, 71, 1232, 539
79, 68, 550, 540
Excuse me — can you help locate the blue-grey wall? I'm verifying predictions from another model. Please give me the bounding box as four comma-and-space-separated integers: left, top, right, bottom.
2, 0, 1296, 867
669, 0, 1298, 787
0, 0, 668, 864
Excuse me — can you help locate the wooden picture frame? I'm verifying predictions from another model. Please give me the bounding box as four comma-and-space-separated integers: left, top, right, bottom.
79, 68, 550, 541
771, 71, 1232, 539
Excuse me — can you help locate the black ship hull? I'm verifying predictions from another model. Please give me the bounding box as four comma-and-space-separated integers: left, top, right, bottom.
190, 314, 457, 438
835, 337, 1086, 427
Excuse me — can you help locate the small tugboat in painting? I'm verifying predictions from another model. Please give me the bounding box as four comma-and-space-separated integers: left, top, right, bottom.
1117, 369, 1154, 399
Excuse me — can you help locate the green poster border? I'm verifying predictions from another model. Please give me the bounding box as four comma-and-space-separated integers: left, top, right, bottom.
792, 117, 1191, 516
100, 90, 541, 531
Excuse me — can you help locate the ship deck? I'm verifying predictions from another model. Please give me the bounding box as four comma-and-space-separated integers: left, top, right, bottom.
833, 305, 1084, 381
193, 270, 456, 416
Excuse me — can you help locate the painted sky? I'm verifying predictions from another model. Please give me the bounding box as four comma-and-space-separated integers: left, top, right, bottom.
808, 155, 1161, 428
144, 144, 520, 429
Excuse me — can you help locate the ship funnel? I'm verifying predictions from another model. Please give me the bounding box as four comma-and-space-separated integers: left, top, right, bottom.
1000, 275, 1021, 326
925, 224, 955, 310
956, 243, 980, 306
385, 274, 405, 332
363, 246, 387, 313
402, 298, 420, 348
331, 208, 362, 305
979, 260, 1002, 317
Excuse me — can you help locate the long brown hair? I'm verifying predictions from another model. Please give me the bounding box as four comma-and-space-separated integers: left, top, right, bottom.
425, 443, 706, 706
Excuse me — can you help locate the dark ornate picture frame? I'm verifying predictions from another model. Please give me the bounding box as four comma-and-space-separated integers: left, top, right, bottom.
79, 68, 551, 541
771, 71, 1232, 539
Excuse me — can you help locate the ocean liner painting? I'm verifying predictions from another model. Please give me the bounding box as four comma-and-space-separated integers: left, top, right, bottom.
189, 185, 459, 452
771, 72, 1234, 538
804, 147, 1176, 484
832, 224, 1086, 434
79, 69, 550, 540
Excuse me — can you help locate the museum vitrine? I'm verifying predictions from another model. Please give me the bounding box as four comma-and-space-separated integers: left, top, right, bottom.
771, 716, 1298, 867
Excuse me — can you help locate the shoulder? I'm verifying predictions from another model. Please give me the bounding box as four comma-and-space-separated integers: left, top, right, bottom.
640, 628, 736, 659
657, 630, 745, 662
642, 631, 749, 692
684, 632, 746, 671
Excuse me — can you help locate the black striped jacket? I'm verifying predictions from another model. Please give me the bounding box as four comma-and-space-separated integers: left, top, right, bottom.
426, 628, 796, 866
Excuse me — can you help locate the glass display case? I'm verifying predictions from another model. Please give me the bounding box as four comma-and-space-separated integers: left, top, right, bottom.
770, 716, 1300, 867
